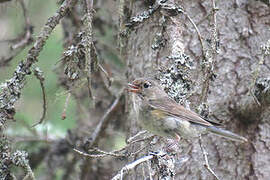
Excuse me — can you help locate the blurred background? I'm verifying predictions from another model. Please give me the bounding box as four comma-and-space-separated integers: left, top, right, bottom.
0, 1, 76, 178
0, 0, 76, 135
1, 0, 270, 179
0, 1, 128, 178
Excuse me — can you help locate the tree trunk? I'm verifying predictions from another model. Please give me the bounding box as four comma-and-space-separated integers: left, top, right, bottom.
124, 0, 270, 179
0, 0, 269, 179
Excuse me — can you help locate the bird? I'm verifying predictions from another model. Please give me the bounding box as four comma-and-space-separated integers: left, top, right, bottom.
127, 77, 248, 143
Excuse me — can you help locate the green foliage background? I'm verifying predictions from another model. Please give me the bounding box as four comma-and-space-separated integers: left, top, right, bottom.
0, 1, 76, 143
0, 0, 127, 178
0, 1, 78, 178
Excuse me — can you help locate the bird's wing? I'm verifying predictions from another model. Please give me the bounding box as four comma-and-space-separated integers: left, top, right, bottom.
148, 98, 213, 127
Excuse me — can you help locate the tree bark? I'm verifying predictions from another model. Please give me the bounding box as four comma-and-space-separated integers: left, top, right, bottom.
124, 0, 270, 179
0, 0, 269, 179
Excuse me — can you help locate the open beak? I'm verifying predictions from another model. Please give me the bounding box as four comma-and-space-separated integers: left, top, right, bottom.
127, 83, 140, 93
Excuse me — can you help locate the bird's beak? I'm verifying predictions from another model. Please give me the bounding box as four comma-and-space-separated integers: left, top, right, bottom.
127, 83, 140, 93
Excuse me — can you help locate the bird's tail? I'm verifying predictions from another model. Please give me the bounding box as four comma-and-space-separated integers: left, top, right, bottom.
207, 126, 248, 143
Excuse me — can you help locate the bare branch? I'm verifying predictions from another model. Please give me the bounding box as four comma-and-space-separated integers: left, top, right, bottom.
98, 63, 112, 87
61, 92, 71, 120
199, 136, 220, 180
0, 0, 33, 67
127, 130, 148, 143
83, 0, 96, 100
32, 67, 46, 127
200, 0, 219, 103
74, 148, 125, 158
183, 12, 205, 59
84, 88, 124, 149
0, 0, 77, 130
0, 0, 11, 3
74, 133, 154, 160
111, 154, 155, 180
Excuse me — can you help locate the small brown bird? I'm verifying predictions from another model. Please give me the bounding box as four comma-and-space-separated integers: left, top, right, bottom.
127, 78, 247, 142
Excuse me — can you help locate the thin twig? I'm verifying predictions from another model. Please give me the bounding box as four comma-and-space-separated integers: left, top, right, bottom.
61, 92, 71, 120
114, 135, 155, 155
183, 12, 205, 59
0, 0, 33, 67
111, 154, 155, 180
32, 67, 46, 127
98, 63, 112, 86
127, 130, 147, 143
74, 133, 154, 159
84, 88, 124, 149
200, 0, 219, 103
0, 0, 77, 130
11, 0, 32, 50
73, 148, 125, 158
199, 136, 220, 180
25, 0, 76, 67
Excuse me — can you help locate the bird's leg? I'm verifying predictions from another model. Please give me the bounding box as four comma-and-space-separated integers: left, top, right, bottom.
164, 133, 181, 153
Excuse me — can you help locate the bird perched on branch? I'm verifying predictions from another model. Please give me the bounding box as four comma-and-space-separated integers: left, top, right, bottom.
127, 78, 247, 143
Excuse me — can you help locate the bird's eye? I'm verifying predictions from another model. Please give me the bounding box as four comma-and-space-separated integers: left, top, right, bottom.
143, 82, 150, 88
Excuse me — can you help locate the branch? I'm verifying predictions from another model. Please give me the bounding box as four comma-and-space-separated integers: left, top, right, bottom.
61, 92, 71, 120
83, 0, 96, 100
84, 89, 124, 149
111, 150, 174, 180
0, 0, 11, 3
0, 0, 77, 130
111, 154, 155, 180
75, 131, 154, 160
200, 0, 219, 103
0, 0, 33, 67
183, 12, 205, 59
199, 136, 220, 180
25, 0, 76, 67
0, 136, 36, 180
32, 67, 46, 127
249, 39, 270, 104
11, 0, 32, 50
74, 148, 125, 158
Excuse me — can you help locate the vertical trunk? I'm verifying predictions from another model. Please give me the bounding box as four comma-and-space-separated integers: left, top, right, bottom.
124, 0, 270, 179
1, 0, 268, 179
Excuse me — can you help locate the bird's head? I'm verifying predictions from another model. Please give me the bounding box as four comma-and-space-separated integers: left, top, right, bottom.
127, 78, 167, 100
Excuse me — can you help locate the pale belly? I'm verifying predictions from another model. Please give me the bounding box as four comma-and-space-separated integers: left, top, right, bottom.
138, 108, 206, 140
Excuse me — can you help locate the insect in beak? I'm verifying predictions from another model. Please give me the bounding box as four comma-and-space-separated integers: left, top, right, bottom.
127, 83, 140, 93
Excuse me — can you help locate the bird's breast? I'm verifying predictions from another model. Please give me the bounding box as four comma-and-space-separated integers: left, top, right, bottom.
138, 104, 204, 139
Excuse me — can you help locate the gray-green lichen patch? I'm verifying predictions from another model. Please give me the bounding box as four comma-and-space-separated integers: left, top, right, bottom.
152, 32, 167, 50
261, 39, 270, 56
255, 78, 270, 105
0, 61, 31, 129
157, 53, 194, 103
63, 45, 82, 80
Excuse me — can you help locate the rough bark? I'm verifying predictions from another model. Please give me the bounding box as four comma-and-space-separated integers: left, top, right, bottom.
0, 0, 269, 179
125, 0, 270, 179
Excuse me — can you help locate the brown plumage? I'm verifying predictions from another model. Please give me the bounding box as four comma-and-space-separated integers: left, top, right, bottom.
127, 78, 248, 142
148, 97, 213, 127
